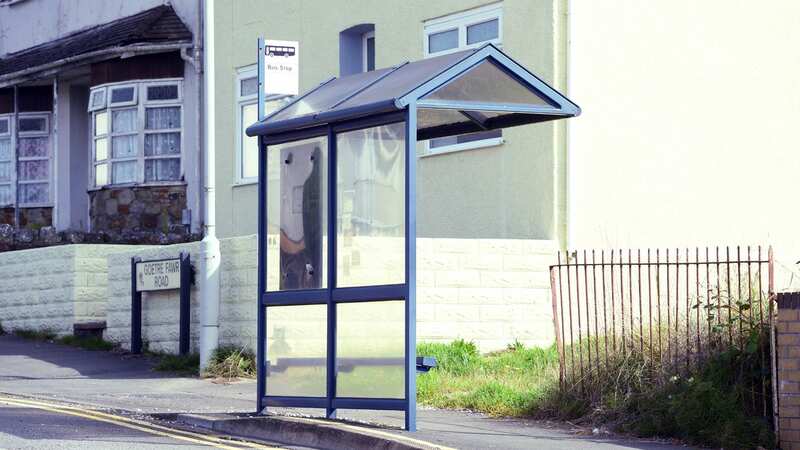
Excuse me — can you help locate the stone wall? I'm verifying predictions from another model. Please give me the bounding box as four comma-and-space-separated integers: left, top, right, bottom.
0, 244, 127, 334
0, 207, 53, 228
89, 185, 188, 238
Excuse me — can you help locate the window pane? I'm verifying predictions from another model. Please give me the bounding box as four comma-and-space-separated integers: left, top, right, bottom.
466, 18, 499, 44
422, 59, 551, 106
336, 301, 405, 399
110, 86, 135, 104
112, 160, 137, 184
336, 123, 405, 288
18, 117, 46, 133
428, 28, 458, 53
112, 108, 137, 133
18, 137, 48, 157
0, 185, 11, 205
241, 103, 258, 179
266, 136, 328, 291
18, 183, 48, 204
94, 112, 108, 136
265, 304, 327, 397
0, 138, 12, 160
0, 162, 11, 182
147, 85, 179, 101
366, 36, 375, 71
90, 89, 106, 110
0, 119, 8, 135
145, 107, 181, 130
144, 158, 180, 182
95, 163, 108, 186
144, 132, 180, 156
18, 160, 48, 181
95, 138, 108, 161
112, 135, 137, 158
240, 77, 258, 97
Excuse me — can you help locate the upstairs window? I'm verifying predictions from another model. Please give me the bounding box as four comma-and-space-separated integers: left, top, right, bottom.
362, 31, 375, 72
339, 24, 375, 76
423, 3, 503, 154
89, 79, 183, 187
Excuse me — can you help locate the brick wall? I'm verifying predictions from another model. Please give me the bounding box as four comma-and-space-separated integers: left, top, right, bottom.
0, 244, 127, 334
778, 292, 800, 449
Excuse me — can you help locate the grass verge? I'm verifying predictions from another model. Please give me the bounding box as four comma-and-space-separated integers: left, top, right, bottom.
152, 353, 200, 376
57, 335, 117, 351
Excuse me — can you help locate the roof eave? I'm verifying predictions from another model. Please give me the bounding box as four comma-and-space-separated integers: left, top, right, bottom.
246, 98, 400, 137
0, 41, 193, 88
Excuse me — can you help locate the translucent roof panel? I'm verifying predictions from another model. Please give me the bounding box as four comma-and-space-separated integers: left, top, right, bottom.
247, 43, 581, 138
422, 59, 552, 106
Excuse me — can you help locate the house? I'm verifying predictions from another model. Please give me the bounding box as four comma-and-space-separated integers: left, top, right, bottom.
0, 1, 202, 244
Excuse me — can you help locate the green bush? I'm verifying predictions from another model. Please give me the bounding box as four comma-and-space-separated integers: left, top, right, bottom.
153, 353, 200, 376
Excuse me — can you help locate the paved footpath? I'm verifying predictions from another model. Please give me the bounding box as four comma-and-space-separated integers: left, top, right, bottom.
0, 335, 691, 449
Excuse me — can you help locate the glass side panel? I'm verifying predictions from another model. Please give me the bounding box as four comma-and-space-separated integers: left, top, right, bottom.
95, 138, 108, 161
336, 122, 405, 288
95, 163, 108, 186
94, 112, 108, 136
266, 136, 328, 291
266, 304, 327, 397
336, 300, 405, 399
422, 59, 551, 106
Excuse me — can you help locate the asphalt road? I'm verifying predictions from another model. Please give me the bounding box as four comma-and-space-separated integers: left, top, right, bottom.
0, 403, 215, 449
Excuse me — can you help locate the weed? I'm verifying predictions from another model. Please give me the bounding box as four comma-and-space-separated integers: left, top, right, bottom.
204, 346, 256, 379
14, 328, 57, 341
57, 335, 116, 351
152, 353, 200, 376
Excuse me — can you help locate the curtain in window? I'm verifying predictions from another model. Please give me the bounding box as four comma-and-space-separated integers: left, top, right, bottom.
112, 135, 137, 158
145, 107, 181, 129
0, 138, 11, 160
18, 160, 48, 181
0, 162, 11, 182
0, 185, 11, 206
18, 137, 48, 157
112, 109, 137, 133
144, 132, 180, 156
18, 183, 48, 204
112, 161, 137, 184
145, 158, 180, 182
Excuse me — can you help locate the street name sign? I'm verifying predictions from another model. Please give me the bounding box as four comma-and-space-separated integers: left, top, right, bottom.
135, 259, 181, 292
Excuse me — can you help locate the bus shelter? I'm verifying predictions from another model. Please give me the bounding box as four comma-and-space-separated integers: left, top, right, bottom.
246, 43, 580, 431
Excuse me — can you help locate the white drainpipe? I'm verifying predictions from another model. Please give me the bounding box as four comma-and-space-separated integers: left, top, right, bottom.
199, 0, 220, 369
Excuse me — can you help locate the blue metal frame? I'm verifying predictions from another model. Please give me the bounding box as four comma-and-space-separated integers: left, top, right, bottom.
252, 42, 581, 432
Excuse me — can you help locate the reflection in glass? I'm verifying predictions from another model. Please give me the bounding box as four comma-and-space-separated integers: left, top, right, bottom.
266, 305, 327, 397
466, 19, 499, 45
422, 59, 551, 106
266, 136, 328, 291
336, 123, 405, 288
428, 28, 458, 53
337, 300, 405, 399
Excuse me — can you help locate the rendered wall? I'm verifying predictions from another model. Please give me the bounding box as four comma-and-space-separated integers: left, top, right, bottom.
0, 244, 126, 334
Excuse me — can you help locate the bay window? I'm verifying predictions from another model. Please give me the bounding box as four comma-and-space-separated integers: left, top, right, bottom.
0, 112, 52, 207
89, 79, 183, 187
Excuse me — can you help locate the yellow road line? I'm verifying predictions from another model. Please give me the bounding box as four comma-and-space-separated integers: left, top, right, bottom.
0, 395, 281, 450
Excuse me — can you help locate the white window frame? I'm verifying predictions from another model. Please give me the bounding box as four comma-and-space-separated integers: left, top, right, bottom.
89, 78, 184, 189
235, 65, 259, 185
422, 3, 504, 155
0, 114, 14, 207
16, 111, 53, 207
88, 87, 107, 112
362, 30, 375, 72
107, 84, 138, 108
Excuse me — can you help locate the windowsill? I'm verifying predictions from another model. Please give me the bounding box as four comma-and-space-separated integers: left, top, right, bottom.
87, 181, 187, 192
232, 179, 258, 188
420, 136, 505, 158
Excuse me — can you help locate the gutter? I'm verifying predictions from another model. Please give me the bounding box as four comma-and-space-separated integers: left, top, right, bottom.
0, 42, 193, 88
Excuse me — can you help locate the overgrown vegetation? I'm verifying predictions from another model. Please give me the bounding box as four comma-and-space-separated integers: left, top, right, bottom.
203, 346, 256, 379
152, 352, 200, 376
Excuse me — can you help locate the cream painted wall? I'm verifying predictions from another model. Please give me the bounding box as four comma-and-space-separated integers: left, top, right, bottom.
213, 0, 568, 240
569, 1, 800, 288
